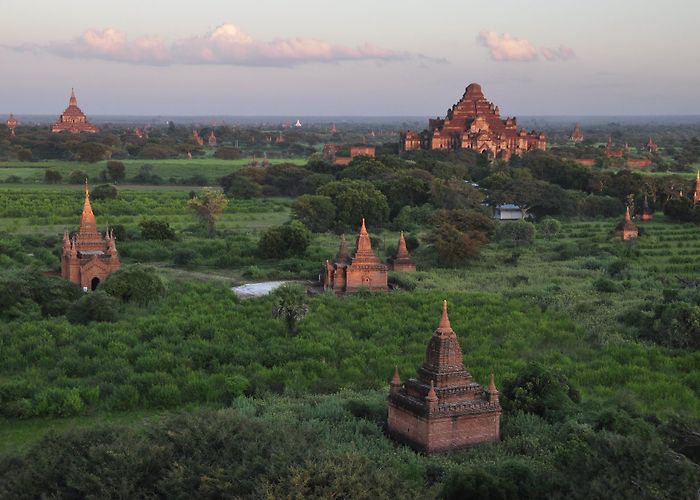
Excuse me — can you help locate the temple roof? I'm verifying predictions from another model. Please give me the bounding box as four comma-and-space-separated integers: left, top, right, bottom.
335, 234, 352, 265
616, 206, 638, 232
79, 180, 97, 235
352, 218, 382, 265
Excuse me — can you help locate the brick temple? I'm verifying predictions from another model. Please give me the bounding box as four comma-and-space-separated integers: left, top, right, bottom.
693, 172, 700, 204
322, 219, 388, 293
390, 231, 416, 272
6, 114, 17, 136
400, 83, 546, 160
51, 89, 98, 134
61, 182, 120, 290
388, 300, 501, 453
615, 206, 639, 241
570, 124, 584, 143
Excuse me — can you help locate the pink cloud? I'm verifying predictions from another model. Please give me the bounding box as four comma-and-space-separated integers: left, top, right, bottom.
541, 46, 576, 61
477, 31, 575, 63
8, 24, 428, 67
477, 31, 538, 61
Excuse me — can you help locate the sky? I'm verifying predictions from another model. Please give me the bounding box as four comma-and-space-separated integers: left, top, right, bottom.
1, 0, 699, 116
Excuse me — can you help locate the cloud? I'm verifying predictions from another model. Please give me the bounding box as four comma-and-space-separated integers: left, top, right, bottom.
477, 31, 575, 63
477, 31, 538, 61
7, 24, 431, 67
541, 46, 576, 62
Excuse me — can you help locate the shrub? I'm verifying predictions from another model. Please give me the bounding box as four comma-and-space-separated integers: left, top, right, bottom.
139, 219, 176, 240
538, 218, 561, 239
494, 220, 536, 246
105, 161, 126, 182
258, 221, 311, 259
101, 266, 166, 305
44, 169, 62, 184
66, 291, 119, 324
173, 249, 196, 266
91, 184, 118, 201
68, 170, 89, 184
429, 223, 486, 266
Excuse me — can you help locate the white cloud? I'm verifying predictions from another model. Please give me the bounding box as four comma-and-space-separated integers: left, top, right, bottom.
8, 24, 427, 67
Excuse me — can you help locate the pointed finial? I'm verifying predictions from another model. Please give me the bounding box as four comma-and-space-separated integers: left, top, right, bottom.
84, 178, 89, 196
489, 371, 497, 393
391, 366, 401, 386
624, 205, 631, 222
438, 299, 452, 332
360, 218, 367, 234
427, 380, 438, 401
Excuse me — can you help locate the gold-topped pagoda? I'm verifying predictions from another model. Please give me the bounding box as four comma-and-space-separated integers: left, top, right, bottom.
51, 89, 98, 134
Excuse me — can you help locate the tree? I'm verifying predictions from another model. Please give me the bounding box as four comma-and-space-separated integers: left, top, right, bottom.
258, 221, 311, 259
77, 142, 109, 163
429, 223, 486, 266
501, 362, 580, 422
187, 187, 228, 235
44, 170, 62, 184
538, 218, 561, 239
214, 146, 242, 160
101, 266, 166, 305
430, 178, 485, 210
66, 291, 119, 324
139, 219, 176, 240
272, 284, 309, 336
494, 221, 536, 246
90, 184, 118, 201
291, 195, 336, 232
105, 161, 126, 182
317, 179, 389, 230
68, 170, 89, 184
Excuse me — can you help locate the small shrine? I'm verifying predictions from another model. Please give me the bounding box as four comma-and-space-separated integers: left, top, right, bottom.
51, 89, 98, 134
388, 300, 501, 453
646, 137, 658, 153
322, 220, 388, 293
641, 196, 653, 221
615, 206, 638, 241
61, 181, 120, 290
208, 130, 217, 146
390, 232, 416, 272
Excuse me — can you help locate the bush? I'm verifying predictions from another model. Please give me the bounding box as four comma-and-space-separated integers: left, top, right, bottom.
68, 170, 89, 184
494, 220, 536, 246
105, 161, 126, 182
258, 221, 311, 259
429, 223, 486, 266
538, 218, 561, 239
173, 249, 197, 266
44, 169, 62, 184
101, 266, 166, 305
66, 291, 119, 324
91, 184, 118, 201
502, 362, 580, 422
139, 219, 176, 240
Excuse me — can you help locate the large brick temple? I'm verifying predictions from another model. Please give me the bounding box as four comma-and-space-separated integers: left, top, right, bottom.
51, 88, 98, 134
61, 182, 120, 290
388, 300, 501, 453
400, 83, 546, 160
322, 219, 388, 293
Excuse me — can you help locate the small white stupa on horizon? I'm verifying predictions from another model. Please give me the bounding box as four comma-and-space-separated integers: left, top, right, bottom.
295, 119, 302, 128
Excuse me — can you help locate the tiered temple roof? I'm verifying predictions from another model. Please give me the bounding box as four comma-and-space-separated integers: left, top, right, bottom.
388, 300, 501, 452
51, 89, 98, 134
400, 83, 546, 160
570, 124, 584, 143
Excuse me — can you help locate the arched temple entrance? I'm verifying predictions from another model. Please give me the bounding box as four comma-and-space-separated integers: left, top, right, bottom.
90, 277, 100, 291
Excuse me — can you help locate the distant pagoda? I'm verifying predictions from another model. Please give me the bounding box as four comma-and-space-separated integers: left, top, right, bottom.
647, 137, 658, 153
388, 300, 501, 453
390, 231, 416, 272
400, 83, 546, 160
694, 172, 700, 204
570, 124, 584, 143
6, 113, 17, 136
615, 206, 638, 241
641, 195, 653, 221
51, 89, 98, 134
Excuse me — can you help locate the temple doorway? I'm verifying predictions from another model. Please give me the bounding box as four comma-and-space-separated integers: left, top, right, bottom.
91, 277, 100, 290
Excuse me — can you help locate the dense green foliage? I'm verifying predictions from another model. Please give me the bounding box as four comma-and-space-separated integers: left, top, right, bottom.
101, 266, 166, 305
258, 220, 311, 259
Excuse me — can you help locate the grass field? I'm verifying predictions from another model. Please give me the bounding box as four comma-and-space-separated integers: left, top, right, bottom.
0, 157, 306, 183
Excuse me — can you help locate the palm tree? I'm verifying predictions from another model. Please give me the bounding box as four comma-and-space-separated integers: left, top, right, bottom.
272, 284, 308, 336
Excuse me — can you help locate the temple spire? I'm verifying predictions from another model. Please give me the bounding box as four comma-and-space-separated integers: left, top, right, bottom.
437, 299, 453, 334
392, 366, 401, 386
624, 205, 631, 222
80, 179, 97, 234
69, 88, 77, 107
397, 231, 409, 257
